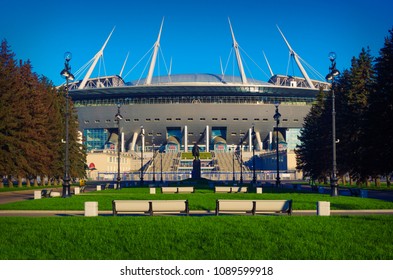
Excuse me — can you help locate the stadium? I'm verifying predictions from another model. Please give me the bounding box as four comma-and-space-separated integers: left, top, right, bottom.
67, 20, 330, 183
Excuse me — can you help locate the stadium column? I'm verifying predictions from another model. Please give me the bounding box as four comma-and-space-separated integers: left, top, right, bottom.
206, 125, 209, 152
184, 125, 188, 152
130, 132, 138, 151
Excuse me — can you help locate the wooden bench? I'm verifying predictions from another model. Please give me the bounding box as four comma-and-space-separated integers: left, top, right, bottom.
214, 186, 248, 193
161, 186, 194, 194
215, 199, 292, 216
112, 200, 189, 216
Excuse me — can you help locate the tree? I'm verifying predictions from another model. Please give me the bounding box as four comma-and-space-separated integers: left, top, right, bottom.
364, 28, 393, 183
0, 39, 86, 187
335, 48, 376, 183
296, 88, 331, 182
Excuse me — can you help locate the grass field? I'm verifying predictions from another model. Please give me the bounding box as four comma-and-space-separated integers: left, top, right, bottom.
1, 186, 392, 260
0, 187, 392, 211
0, 215, 392, 260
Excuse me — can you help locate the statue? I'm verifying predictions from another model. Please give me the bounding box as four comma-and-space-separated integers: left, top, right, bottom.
192, 143, 200, 160
191, 144, 201, 179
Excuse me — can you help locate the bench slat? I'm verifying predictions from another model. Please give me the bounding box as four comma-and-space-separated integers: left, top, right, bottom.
216, 199, 292, 216
112, 200, 189, 216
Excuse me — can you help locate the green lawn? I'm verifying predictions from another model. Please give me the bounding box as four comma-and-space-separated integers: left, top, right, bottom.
0, 215, 392, 260
0, 187, 392, 211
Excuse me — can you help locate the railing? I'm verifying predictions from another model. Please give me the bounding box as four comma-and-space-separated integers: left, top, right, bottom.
97, 170, 299, 183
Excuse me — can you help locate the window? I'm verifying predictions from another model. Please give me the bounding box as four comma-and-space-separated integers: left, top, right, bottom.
134, 119, 139, 122
233, 118, 239, 121
200, 117, 206, 121
212, 118, 218, 121
188, 118, 193, 121
95, 120, 100, 123
166, 118, 172, 121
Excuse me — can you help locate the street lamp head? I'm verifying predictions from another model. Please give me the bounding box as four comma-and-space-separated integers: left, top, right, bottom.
115, 113, 123, 120
328, 52, 336, 62
332, 68, 340, 77
64, 52, 72, 62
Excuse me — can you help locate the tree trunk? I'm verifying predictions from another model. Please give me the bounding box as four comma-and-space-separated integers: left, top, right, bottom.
18, 176, 23, 187
26, 178, 31, 187
33, 177, 38, 187
8, 176, 13, 188
374, 176, 381, 187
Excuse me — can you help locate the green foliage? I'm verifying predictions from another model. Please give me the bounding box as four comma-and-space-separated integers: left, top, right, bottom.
0, 39, 86, 187
296, 28, 393, 184
0, 215, 392, 259
181, 152, 212, 159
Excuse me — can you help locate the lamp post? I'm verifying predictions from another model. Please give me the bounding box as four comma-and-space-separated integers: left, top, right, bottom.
252, 124, 256, 185
140, 126, 145, 186
273, 103, 281, 188
60, 52, 75, 198
115, 104, 123, 189
326, 52, 340, 197
152, 138, 156, 184
229, 147, 235, 183
160, 149, 163, 183
240, 137, 243, 185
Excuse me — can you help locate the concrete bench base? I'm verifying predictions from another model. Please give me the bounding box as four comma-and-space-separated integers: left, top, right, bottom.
85, 201, 98, 216
317, 201, 330, 216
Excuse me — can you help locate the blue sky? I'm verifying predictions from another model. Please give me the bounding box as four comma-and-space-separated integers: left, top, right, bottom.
1, 0, 392, 86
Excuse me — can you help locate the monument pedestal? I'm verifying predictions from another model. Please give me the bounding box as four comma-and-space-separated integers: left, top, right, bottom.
192, 159, 201, 180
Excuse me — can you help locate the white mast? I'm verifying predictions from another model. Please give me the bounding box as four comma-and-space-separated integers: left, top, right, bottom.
277, 25, 315, 89
228, 18, 247, 84
78, 27, 115, 89
145, 17, 164, 85
263, 50, 274, 77
119, 52, 129, 77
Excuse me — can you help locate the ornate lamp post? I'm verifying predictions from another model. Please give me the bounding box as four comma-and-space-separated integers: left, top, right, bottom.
326, 52, 340, 197
273, 103, 281, 188
229, 147, 235, 183
140, 126, 145, 186
252, 124, 256, 185
60, 52, 75, 198
152, 138, 156, 184
160, 149, 163, 183
115, 104, 123, 189
240, 137, 243, 185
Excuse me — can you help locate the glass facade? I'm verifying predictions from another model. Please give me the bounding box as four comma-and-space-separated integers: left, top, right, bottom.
286, 128, 302, 150
83, 128, 110, 152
